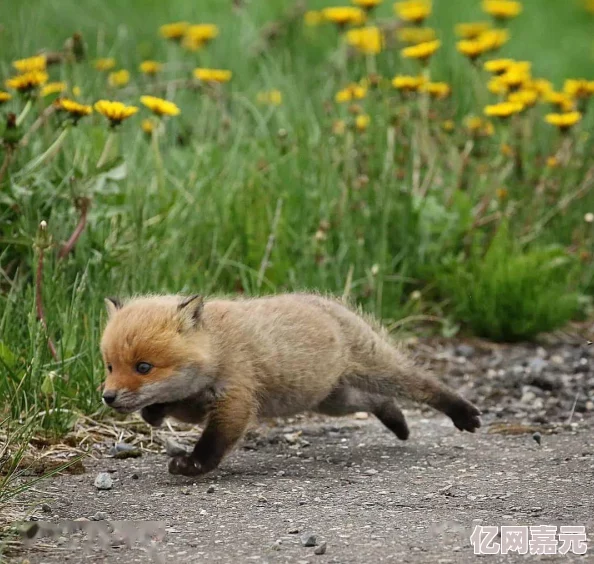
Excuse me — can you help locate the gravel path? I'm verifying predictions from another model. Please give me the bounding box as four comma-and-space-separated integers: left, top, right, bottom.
4, 338, 594, 563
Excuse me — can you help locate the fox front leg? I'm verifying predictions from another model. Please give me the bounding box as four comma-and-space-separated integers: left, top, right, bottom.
168, 388, 255, 477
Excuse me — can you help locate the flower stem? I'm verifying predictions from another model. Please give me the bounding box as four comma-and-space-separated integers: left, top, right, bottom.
96, 130, 116, 169
20, 127, 70, 175
151, 126, 165, 190
16, 99, 33, 127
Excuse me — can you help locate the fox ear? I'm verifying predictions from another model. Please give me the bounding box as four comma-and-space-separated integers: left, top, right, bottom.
177, 294, 204, 329
104, 297, 123, 318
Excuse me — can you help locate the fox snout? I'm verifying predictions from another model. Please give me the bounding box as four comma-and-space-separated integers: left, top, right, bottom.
102, 390, 117, 405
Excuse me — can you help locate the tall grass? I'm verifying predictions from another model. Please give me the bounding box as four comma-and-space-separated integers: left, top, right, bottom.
1, 0, 594, 433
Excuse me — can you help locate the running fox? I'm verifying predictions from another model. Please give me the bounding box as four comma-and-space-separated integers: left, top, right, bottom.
100, 292, 481, 476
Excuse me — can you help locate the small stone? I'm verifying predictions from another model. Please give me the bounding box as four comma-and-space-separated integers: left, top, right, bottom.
131, 473, 139, 480
74, 517, 90, 522
41, 503, 51, 513
165, 439, 187, 457
298, 499, 307, 506
289, 528, 300, 534
258, 495, 268, 503
527, 357, 547, 375
181, 488, 191, 495
533, 432, 542, 446
585, 401, 594, 412
207, 485, 216, 494
455, 344, 475, 358
521, 391, 536, 404
301, 533, 317, 547
354, 412, 369, 420
90, 512, 107, 521
94, 473, 113, 490
314, 541, 327, 555
363, 469, 378, 476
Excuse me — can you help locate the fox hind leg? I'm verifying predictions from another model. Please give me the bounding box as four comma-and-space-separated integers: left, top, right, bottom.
315, 384, 410, 441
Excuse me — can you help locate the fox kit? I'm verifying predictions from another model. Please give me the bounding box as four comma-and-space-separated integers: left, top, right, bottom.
100, 292, 481, 477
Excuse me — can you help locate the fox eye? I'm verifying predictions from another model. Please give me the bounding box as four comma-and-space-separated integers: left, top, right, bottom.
107, 363, 113, 373
135, 362, 153, 375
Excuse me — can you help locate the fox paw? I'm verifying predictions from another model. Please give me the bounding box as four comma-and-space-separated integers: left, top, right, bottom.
449, 399, 482, 433
168, 455, 205, 477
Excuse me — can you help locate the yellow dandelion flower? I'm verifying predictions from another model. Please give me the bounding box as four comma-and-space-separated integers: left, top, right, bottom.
0, 91, 12, 104
94, 99, 139, 127
563, 79, 594, 99
346, 26, 384, 55
355, 114, 370, 131
545, 91, 575, 112
182, 24, 220, 51
108, 70, 130, 88
40, 81, 67, 97
482, 0, 523, 20
508, 89, 538, 107
401, 39, 440, 62
322, 7, 367, 26
484, 58, 515, 74
193, 68, 232, 83
335, 83, 367, 103
159, 21, 190, 40
392, 74, 426, 91
484, 101, 524, 117
498, 63, 531, 90
55, 98, 93, 122
545, 111, 582, 131
441, 119, 455, 132
421, 81, 451, 99
546, 156, 559, 168
353, 0, 382, 10
257, 90, 283, 106
487, 77, 508, 95
12, 55, 47, 73
141, 119, 156, 135
394, 0, 432, 24
456, 39, 487, 61
5, 70, 49, 93
304, 11, 324, 26
455, 22, 491, 39
140, 60, 163, 75
397, 27, 436, 44
528, 78, 553, 97
140, 95, 180, 117
465, 116, 495, 136
477, 29, 509, 51
94, 58, 116, 71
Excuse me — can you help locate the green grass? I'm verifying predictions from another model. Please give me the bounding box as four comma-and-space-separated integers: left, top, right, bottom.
1, 0, 594, 433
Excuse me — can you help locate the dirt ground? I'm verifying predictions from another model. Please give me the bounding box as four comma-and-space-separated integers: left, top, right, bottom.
3, 338, 594, 563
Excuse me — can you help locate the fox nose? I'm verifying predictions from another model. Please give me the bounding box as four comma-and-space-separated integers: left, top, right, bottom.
102, 391, 117, 405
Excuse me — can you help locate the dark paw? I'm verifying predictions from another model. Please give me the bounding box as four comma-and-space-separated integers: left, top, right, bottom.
140, 404, 167, 427
449, 399, 482, 433
168, 455, 206, 477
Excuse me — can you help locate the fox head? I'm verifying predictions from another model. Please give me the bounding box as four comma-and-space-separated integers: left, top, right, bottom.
100, 294, 215, 413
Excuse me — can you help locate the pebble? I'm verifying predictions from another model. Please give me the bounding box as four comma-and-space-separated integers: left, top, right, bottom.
455, 344, 475, 358
528, 357, 547, 375
41, 503, 52, 513
363, 469, 378, 476
207, 485, 216, 494
301, 533, 317, 547
90, 512, 107, 521
109, 442, 141, 459
289, 528, 300, 534
354, 412, 369, 420
165, 439, 187, 457
258, 495, 268, 503
314, 542, 327, 555
94, 473, 113, 490
131, 473, 139, 480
